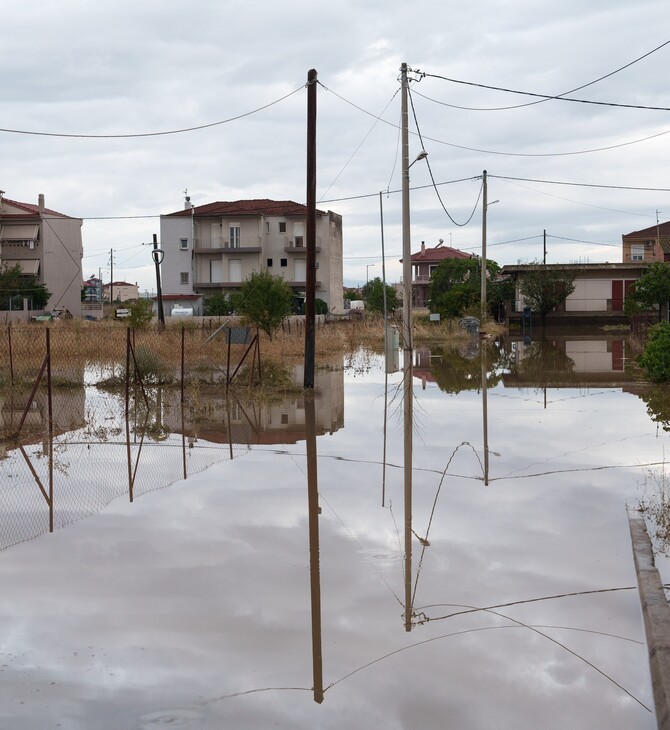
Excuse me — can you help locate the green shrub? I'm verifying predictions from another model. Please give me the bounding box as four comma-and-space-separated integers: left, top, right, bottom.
639, 323, 670, 382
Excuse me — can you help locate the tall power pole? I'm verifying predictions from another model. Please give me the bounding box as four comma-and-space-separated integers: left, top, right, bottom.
304, 68, 317, 389
401, 62, 412, 352
480, 170, 488, 318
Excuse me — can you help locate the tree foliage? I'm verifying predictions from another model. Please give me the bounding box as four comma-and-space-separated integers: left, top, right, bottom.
0, 264, 51, 310
233, 270, 293, 339
204, 292, 234, 316
628, 263, 670, 321
361, 277, 399, 315
127, 299, 154, 329
518, 265, 576, 326
428, 257, 500, 319
639, 322, 670, 382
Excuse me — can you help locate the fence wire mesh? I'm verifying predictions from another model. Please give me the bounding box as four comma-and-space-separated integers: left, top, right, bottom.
0, 323, 276, 552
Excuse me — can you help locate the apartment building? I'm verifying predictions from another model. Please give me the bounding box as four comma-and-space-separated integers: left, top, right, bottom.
0, 193, 83, 317
159, 197, 344, 313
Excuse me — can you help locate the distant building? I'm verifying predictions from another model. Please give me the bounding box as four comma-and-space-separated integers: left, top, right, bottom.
501, 262, 651, 320
103, 281, 139, 302
401, 240, 475, 307
159, 196, 344, 314
0, 193, 83, 317
82, 275, 104, 319
622, 221, 670, 263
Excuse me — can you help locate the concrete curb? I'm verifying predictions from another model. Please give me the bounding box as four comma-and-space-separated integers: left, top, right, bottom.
628, 510, 670, 729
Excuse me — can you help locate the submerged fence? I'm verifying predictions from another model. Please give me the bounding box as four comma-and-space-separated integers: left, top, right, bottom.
0, 322, 278, 552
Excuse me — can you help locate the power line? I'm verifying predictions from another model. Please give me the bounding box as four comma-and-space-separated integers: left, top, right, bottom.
489, 174, 670, 193
320, 81, 670, 158
422, 71, 670, 111
0, 86, 304, 139
548, 234, 619, 247
413, 39, 670, 112
407, 85, 483, 227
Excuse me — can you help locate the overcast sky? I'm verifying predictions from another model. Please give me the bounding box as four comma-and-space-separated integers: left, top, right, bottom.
2, 0, 670, 292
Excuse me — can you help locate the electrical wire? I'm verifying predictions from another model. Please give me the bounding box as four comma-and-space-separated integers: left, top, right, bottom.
489, 173, 670, 193
414, 39, 670, 112
407, 85, 483, 226
0, 86, 305, 139
422, 71, 670, 111
320, 82, 670, 157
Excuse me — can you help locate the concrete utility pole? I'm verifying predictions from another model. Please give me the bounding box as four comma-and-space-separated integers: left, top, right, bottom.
401, 62, 412, 352
543, 229, 547, 265
304, 68, 317, 388
109, 249, 114, 305
480, 170, 488, 319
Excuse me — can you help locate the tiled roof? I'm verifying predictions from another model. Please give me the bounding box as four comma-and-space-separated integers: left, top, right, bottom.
0, 197, 70, 218
165, 199, 325, 218
623, 221, 670, 238
405, 245, 475, 263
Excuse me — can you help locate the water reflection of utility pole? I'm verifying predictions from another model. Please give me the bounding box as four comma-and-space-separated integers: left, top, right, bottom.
403, 351, 413, 632
481, 345, 489, 486
305, 391, 324, 703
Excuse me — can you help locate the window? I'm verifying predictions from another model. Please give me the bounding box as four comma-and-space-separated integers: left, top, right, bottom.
265, 222, 270, 234
281, 413, 289, 425
267, 258, 273, 267
180, 238, 188, 250
631, 244, 644, 261
279, 222, 287, 233
280, 258, 287, 267
180, 272, 189, 285
229, 225, 241, 248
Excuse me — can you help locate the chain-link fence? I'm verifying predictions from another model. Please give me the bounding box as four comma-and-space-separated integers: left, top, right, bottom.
0, 322, 284, 552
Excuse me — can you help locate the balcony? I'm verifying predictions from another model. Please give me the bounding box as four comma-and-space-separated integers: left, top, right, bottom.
283, 235, 322, 253
194, 235, 261, 254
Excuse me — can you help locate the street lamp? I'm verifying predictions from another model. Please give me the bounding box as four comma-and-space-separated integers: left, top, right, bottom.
152, 234, 165, 328
366, 263, 375, 283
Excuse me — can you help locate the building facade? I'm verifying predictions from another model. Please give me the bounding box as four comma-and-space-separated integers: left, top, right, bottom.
103, 281, 139, 302
502, 262, 651, 318
0, 194, 83, 317
403, 240, 476, 307
159, 197, 344, 314
622, 221, 670, 263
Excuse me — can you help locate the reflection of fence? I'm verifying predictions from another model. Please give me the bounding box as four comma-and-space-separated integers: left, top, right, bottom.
0, 324, 268, 552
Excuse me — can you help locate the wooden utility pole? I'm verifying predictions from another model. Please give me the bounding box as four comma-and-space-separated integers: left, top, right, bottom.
110, 249, 114, 305
543, 229, 547, 264
304, 68, 317, 388
480, 170, 488, 318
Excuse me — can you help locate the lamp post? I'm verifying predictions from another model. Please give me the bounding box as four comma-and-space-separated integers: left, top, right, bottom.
480, 169, 499, 321
366, 263, 375, 283
152, 233, 165, 329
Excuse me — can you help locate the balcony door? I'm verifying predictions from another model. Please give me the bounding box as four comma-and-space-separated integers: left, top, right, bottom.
294, 258, 306, 282
229, 259, 242, 282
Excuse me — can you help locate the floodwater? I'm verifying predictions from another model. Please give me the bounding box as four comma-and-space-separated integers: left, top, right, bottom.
1, 334, 667, 729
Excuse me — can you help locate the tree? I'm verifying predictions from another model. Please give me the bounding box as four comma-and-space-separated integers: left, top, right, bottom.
518, 264, 576, 327
639, 322, 670, 382
204, 292, 234, 316
127, 299, 154, 329
428, 257, 500, 319
361, 277, 399, 315
234, 270, 293, 339
0, 264, 51, 310
627, 263, 670, 322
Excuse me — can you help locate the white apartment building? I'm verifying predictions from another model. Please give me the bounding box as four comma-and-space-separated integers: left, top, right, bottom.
159, 197, 344, 314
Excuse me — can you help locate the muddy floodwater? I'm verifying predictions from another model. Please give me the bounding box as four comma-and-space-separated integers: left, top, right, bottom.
1, 335, 668, 729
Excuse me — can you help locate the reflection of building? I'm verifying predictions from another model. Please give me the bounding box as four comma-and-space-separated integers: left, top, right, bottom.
0, 387, 86, 457
162, 367, 345, 445
502, 337, 633, 387
160, 196, 344, 314
401, 240, 475, 308
0, 194, 83, 318
622, 220, 670, 263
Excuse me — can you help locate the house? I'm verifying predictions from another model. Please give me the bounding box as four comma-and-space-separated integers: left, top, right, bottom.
622, 221, 670, 263
82, 275, 104, 319
401, 240, 476, 307
159, 196, 344, 314
0, 193, 83, 318
501, 262, 651, 321
102, 281, 139, 303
